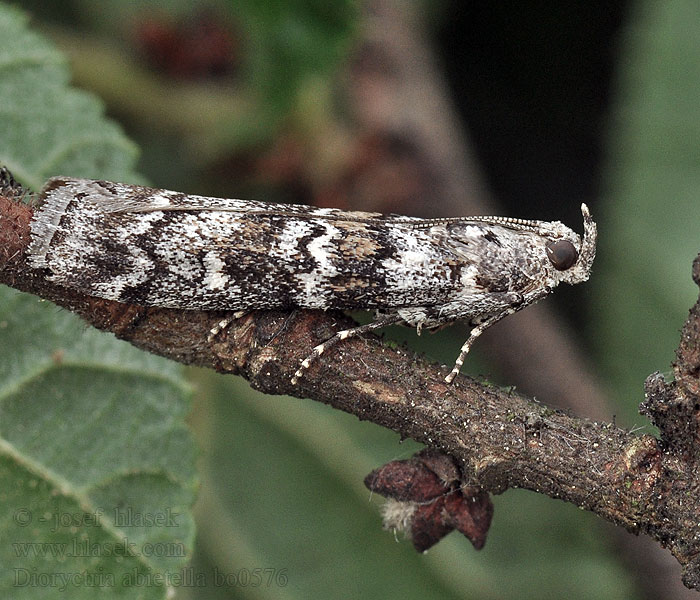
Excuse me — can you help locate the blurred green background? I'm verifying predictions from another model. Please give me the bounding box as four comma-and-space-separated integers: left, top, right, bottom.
1, 0, 699, 598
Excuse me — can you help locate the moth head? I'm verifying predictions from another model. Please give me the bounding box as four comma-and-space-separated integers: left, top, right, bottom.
543, 203, 597, 286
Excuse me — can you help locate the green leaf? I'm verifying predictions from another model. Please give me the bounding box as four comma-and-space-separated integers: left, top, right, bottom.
0, 5, 196, 597
0, 5, 142, 190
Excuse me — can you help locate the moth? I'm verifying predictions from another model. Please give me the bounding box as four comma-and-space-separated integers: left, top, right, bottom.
28, 177, 597, 383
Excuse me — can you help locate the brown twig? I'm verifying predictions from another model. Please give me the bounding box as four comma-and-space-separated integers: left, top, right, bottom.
2, 187, 700, 588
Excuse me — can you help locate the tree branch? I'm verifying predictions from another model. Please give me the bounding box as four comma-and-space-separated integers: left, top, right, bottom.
3, 187, 700, 588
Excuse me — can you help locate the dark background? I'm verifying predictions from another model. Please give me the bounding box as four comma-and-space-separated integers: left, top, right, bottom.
438, 3, 627, 219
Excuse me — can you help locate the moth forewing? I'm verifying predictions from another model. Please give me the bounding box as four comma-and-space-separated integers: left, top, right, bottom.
27, 175, 597, 383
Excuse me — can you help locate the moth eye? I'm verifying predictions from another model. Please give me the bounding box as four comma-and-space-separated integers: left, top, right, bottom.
546, 240, 578, 271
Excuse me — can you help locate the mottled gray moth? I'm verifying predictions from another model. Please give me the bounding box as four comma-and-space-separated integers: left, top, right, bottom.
28, 177, 597, 383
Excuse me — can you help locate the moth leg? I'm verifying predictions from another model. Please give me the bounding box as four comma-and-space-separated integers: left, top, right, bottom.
446, 286, 554, 383
207, 310, 248, 342
291, 313, 403, 385
445, 308, 518, 384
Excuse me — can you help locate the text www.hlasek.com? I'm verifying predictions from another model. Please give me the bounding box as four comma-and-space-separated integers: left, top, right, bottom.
13, 538, 185, 559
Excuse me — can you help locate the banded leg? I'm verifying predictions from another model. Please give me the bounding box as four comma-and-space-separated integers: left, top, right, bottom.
444, 310, 517, 383
444, 287, 553, 383
207, 310, 248, 341
291, 314, 402, 384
